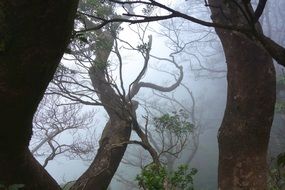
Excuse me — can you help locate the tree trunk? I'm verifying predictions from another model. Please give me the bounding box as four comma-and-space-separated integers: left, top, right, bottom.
209, 1, 276, 189
0, 1, 78, 189
70, 114, 132, 190
70, 65, 134, 190
70, 28, 135, 190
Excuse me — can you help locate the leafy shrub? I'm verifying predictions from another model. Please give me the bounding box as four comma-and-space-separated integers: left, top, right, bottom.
136, 164, 197, 190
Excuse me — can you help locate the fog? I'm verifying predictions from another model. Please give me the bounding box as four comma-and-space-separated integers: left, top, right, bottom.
30, 0, 285, 189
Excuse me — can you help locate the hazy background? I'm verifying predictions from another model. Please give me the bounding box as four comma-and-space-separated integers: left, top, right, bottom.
30, 0, 285, 189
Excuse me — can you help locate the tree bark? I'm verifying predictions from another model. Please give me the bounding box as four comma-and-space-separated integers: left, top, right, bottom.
209, 1, 276, 189
0, 1, 78, 189
70, 27, 134, 190
69, 65, 134, 190
70, 113, 132, 190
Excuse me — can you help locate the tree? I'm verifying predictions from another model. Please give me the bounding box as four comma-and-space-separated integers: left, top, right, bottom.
0, 0, 79, 189
208, 1, 275, 189
136, 163, 197, 190
31, 94, 96, 168
133, 111, 198, 190
1, 1, 283, 189
46, 2, 184, 189
116, 84, 203, 189
86, 0, 282, 189
260, 0, 285, 159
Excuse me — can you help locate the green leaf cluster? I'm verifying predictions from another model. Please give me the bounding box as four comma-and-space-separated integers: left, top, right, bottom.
136, 164, 197, 190
154, 110, 194, 136
169, 165, 197, 190
136, 164, 166, 190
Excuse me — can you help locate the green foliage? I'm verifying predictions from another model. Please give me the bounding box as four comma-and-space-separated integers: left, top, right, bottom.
136, 111, 196, 189
136, 164, 167, 190
169, 165, 197, 190
153, 110, 194, 136
268, 152, 285, 190
136, 164, 197, 190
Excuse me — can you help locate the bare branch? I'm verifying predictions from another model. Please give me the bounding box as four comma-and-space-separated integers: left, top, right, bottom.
254, 0, 268, 23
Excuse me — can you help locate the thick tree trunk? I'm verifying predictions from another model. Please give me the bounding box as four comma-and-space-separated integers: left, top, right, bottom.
217, 32, 275, 189
209, 1, 276, 189
0, 1, 78, 189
